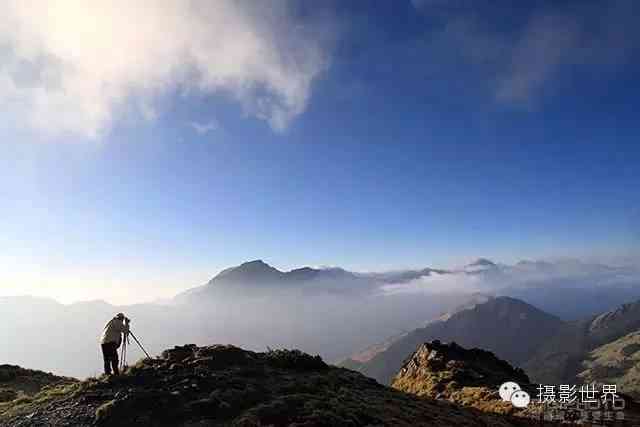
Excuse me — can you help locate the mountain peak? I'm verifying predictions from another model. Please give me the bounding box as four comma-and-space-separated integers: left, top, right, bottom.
468, 258, 497, 267
210, 259, 284, 285
285, 266, 321, 281
478, 296, 561, 319
463, 258, 500, 275
238, 259, 272, 269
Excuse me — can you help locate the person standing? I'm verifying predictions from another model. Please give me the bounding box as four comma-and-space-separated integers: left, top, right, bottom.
99, 313, 129, 376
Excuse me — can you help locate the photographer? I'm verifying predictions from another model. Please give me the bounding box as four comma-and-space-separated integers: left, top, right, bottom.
99, 313, 130, 376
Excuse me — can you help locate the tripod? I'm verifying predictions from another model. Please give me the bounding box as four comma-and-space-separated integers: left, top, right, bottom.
119, 329, 152, 371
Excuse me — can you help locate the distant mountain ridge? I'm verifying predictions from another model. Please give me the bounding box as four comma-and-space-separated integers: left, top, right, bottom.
344, 294, 640, 399
523, 299, 640, 390
211, 260, 360, 284
178, 258, 507, 300
169, 257, 639, 315
340, 296, 564, 385
177, 257, 552, 302
175, 260, 371, 301
2, 257, 638, 381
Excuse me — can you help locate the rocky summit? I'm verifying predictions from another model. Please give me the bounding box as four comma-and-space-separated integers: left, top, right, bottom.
391, 340, 540, 417
0, 344, 541, 426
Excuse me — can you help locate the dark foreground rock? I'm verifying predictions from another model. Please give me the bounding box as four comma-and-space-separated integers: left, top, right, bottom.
0, 344, 544, 426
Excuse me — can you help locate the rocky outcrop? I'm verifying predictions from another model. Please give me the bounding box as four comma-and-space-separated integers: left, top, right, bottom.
392, 341, 538, 417
0, 344, 539, 426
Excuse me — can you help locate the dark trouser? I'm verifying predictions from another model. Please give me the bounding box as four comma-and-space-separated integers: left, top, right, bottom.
101, 342, 120, 375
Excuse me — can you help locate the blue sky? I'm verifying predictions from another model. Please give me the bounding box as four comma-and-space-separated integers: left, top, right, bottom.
1, 0, 639, 303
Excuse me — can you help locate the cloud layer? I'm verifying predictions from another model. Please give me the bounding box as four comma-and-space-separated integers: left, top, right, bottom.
413, 0, 638, 106
0, 1, 331, 138
379, 260, 640, 297
381, 271, 483, 295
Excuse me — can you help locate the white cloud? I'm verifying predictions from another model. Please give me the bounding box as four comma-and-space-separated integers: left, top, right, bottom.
189, 119, 219, 135
493, 2, 638, 105
0, 0, 332, 138
495, 14, 581, 104
410, 0, 638, 106
379, 260, 640, 296
381, 271, 483, 295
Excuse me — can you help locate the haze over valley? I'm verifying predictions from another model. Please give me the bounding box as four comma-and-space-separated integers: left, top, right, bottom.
2, 257, 639, 379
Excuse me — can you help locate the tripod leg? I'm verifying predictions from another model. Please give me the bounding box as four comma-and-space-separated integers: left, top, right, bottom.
120, 341, 125, 371
129, 331, 152, 359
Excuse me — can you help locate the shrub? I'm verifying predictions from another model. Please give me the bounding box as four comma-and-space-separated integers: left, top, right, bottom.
263, 349, 328, 371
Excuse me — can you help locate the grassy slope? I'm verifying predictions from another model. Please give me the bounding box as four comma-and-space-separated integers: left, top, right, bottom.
0, 344, 538, 427
0, 364, 77, 403
578, 330, 640, 398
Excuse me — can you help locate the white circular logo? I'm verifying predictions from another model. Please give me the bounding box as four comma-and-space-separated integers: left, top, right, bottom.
499, 382, 521, 402
510, 390, 531, 408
